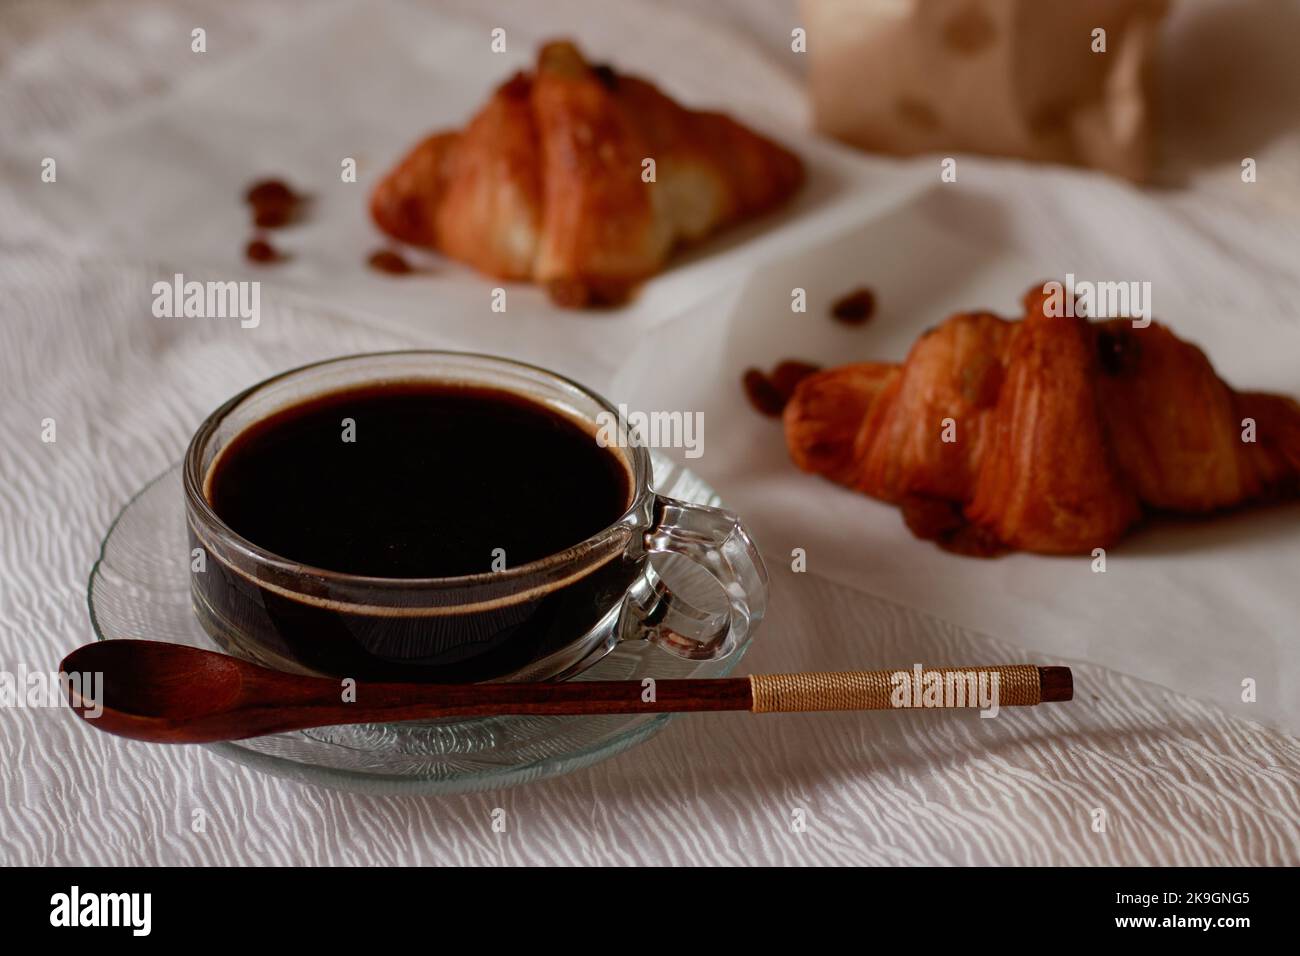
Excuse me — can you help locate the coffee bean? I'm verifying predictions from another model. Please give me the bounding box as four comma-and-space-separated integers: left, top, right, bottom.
245, 237, 283, 263
368, 249, 413, 274
742, 368, 787, 417
831, 287, 876, 325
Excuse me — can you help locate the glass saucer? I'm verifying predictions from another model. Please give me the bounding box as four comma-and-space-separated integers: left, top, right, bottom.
87, 453, 749, 795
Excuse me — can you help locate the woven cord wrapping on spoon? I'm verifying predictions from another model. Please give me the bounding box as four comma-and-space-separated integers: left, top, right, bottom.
748, 665, 1043, 712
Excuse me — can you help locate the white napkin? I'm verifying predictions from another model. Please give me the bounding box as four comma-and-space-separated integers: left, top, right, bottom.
615, 167, 1300, 733
18, 0, 1300, 733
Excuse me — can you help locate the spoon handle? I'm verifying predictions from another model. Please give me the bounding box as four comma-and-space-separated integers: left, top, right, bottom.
220, 665, 1071, 740
245, 664, 1068, 723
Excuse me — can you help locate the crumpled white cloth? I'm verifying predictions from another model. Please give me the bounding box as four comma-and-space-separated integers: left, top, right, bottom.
1, 0, 1296, 866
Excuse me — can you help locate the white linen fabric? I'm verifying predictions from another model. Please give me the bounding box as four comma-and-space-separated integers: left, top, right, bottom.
1, 0, 1297, 866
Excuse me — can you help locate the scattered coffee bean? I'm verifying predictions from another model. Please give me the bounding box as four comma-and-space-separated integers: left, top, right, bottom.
742, 368, 787, 418
831, 286, 876, 325
245, 237, 283, 264
743, 361, 821, 418
253, 203, 293, 228
244, 178, 302, 229
245, 179, 295, 206
368, 249, 413, 275
769, 360, 821, 402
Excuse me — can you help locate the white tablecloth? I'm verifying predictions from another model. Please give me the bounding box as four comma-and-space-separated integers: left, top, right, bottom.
1, 0, 1297, 866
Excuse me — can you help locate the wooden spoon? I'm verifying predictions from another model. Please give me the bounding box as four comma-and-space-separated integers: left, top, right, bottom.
60, 640, 1072, 744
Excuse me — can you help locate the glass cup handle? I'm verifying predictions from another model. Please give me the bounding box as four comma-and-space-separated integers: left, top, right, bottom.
625, 494, 769, 661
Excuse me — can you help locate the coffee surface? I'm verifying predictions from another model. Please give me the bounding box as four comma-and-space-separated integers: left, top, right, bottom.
207, 382, 631, 578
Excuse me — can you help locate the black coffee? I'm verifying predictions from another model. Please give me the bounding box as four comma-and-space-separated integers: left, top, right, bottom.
207, 382, 631, 577
192, 382, 640, 682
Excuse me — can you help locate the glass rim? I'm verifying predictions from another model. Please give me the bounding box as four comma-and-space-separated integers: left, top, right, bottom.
182, 349, 652, 591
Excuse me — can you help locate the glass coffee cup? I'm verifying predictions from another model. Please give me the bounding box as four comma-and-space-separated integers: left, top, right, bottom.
183, 351, 767, 683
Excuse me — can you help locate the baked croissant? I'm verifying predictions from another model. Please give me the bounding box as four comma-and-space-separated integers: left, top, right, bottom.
784, 285, 1300, 555
370, 40, 804, 307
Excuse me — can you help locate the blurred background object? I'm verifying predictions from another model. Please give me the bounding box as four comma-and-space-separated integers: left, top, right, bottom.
802, 0, 1169, 182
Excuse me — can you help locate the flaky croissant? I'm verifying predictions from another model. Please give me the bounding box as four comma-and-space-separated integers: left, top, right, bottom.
371, 40, 804, 307
785, 285, 1300, 555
